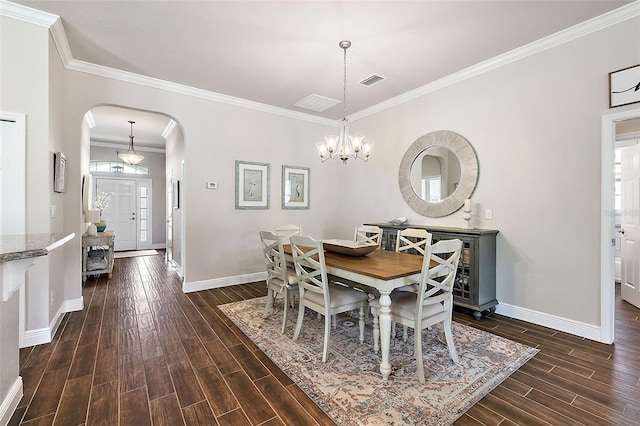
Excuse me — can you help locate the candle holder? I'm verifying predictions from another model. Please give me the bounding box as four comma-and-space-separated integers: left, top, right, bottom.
463, 211, 472, 229
463, 198, 473, 229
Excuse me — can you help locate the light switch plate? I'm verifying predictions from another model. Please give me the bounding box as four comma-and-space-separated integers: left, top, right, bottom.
207, 182, 218, 189
485, 209, 493, 219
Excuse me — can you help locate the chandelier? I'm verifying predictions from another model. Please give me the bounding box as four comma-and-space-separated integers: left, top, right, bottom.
118, 120, 144, 165
316, 40, 372, 164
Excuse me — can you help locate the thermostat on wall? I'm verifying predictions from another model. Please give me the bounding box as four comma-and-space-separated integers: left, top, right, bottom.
207, 182, 218, 189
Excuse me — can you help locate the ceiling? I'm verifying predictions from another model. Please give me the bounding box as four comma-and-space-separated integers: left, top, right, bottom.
10, 0, 634, 147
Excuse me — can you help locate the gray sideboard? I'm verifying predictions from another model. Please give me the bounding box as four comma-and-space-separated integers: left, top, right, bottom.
366, 223, 499, 319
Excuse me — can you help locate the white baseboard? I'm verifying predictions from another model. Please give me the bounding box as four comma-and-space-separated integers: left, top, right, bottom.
495, 302, 602, 342
183, 271, 266, 293
168, 260, 183, 279
0, 377, 22, 426
22, 296, 83, 348
152, 243, 166, 250
64, 296, 84, 312
180, 273, 605, 342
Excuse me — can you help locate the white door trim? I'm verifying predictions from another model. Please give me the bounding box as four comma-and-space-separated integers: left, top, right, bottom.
600, 106, 640, 344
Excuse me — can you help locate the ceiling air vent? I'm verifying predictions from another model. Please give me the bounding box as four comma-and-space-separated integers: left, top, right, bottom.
294, 94, 341, 112
360, 74, 385, 87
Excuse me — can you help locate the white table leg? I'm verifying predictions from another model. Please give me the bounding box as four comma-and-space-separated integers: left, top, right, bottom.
378, 290, 392, 380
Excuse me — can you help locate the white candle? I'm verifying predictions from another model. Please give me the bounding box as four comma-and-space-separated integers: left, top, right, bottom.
464, 199, 472, 212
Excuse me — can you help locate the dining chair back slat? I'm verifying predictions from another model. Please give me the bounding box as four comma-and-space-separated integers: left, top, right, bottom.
273, 224, 302, 243
395, 228, 432, 256
290, 235, 368, 362
354, 225, 383, 248
259, 230, 298, 334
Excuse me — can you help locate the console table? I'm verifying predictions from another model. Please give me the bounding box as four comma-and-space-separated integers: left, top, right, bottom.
367, 223, 499, 319
82, 231, 115, 281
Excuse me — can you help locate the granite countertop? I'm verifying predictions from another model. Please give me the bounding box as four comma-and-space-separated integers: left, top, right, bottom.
0, 232, 75, 262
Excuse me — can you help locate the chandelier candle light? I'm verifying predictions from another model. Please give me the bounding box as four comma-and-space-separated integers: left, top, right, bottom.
316, 40, 372, 164
118, 120, 144, 165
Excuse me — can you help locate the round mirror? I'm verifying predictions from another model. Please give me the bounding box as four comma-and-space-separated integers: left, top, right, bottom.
399, 130, 478, 217
410, 146, 461, 202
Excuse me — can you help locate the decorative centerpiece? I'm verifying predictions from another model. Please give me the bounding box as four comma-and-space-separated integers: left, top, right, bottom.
92, 192, 113, 232
384, 217, 407, 226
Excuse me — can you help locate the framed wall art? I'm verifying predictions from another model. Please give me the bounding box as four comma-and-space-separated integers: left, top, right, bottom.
53, 152, 66, 193
235, 160, 270, 209
609, 64, 640, 108
282, 165, 310, 209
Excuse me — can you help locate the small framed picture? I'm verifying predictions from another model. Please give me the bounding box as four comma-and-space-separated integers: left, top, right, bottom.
282, 165, 310, 209
609, 64, 640, 108
236, 160, 270, 209
53, 152, 66, 193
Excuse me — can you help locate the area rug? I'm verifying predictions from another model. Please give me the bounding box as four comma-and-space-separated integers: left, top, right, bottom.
219, 297, 538, 426
114, 249, 158, 259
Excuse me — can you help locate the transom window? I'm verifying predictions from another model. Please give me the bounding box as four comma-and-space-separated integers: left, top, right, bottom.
89, 161, 149, 175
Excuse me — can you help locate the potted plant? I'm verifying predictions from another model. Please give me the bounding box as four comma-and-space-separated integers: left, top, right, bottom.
92, 192, 113, 232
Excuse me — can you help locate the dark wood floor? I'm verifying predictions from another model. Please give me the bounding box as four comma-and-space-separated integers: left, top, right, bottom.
8, 252, 640, 425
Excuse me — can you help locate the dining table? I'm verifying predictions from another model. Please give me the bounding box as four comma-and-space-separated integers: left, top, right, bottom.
284, 244, 425, 380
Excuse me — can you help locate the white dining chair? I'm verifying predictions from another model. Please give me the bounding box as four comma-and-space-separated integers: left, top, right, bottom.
291, 235, 368, 362
259, 230, 298, 334
273, 224, 302, 243
393, 228, 433, 339
354, 225, 383, 248
370, 238, 463, 383
393, 228, 433, 295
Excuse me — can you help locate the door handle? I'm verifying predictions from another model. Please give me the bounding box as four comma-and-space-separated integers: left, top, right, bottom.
620, 229, 625, 234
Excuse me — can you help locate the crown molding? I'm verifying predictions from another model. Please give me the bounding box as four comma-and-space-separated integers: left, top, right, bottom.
161, 119, 177, 139
4, 0, 639, 126
617, 131, 640, 142
90, 140, 166, 154
66, 59, 336, 127
0, 0, 56, 26
350, 1, 640, 121
84, 110, 96, 129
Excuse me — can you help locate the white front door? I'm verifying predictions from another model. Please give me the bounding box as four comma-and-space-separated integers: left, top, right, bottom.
621, 143, 640, 309
97, 178, 137, 251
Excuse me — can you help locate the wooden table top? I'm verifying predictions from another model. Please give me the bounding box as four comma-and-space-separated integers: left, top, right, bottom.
284, 244, 424, 281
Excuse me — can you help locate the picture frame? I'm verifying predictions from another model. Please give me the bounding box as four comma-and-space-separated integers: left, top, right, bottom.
282, 165, 310, 209
235, 160, 270, 209
53, 152, 66, 193
609, 64, 640, 108
173, 180, 180, 209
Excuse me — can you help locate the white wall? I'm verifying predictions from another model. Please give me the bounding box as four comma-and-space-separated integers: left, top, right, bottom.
339, 17, 640, 327
0, 15, 74, 341
58, 70, 340, 288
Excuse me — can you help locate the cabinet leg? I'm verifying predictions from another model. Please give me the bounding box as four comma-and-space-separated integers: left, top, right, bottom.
472, 311, 482, 320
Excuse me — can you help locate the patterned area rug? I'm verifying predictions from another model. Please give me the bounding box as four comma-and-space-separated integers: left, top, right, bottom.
219, 297, 538, 426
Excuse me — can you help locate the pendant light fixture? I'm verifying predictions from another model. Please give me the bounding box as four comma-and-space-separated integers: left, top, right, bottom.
316, 40, 372, 164
118, 120, 144, 165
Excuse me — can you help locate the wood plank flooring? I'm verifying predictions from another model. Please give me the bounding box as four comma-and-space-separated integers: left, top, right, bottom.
8, 251, 640, 425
